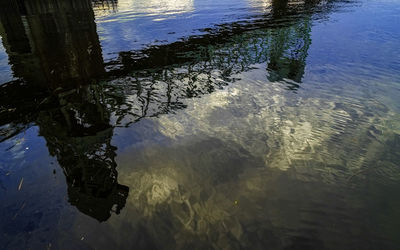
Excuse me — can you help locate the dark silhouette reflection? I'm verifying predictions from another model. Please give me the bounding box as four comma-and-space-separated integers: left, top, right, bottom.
0, 0, 339, 220
267, 18, 311, 86
36, 85, 129, 222
267, 0, 312, 85
0, 0, 127, 222
0, 0, 104, 89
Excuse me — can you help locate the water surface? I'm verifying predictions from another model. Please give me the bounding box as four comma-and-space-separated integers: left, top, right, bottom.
0, 0, 400, 249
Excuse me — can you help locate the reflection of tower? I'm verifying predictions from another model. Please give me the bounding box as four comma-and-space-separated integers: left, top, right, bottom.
0, 0, 128, 222
267, 0, 312, 85
0, 0, 104, 90
37, 85, 129, 222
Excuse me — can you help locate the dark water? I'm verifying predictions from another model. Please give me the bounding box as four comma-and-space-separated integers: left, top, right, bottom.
1, 0, 400, 249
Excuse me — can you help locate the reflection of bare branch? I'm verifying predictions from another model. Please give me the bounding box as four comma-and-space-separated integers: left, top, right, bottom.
103, 17, 312, 126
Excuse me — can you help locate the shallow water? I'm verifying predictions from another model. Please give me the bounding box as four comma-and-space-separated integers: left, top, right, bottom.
0, 0, 400, 249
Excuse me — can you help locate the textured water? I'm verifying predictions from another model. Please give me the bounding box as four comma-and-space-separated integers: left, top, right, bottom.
0, 0, 400, 249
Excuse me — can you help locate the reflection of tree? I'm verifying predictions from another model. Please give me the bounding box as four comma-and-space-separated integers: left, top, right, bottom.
267, 17, 312, 86
104, 12, 314, 125
267, 0, 313, 85
99, 0, 326, 125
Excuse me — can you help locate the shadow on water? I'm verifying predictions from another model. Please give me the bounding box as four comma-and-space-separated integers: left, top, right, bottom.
0, 0, 353, 223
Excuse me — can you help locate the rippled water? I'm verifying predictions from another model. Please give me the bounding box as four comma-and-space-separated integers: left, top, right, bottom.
0, 0, 400, 249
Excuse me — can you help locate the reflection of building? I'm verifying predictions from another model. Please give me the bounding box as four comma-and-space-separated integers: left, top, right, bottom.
0, 0, 104, 89
0, 0, 128, 222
